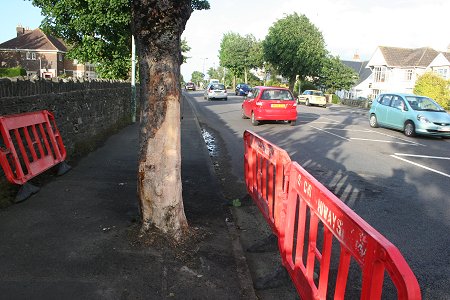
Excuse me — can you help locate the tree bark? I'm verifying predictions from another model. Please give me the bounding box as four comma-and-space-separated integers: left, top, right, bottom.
131, 0, 192, 241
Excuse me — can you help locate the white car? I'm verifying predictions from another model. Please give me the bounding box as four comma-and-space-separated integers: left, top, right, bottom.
204, 83, 227, 101
297, 90, 327, 107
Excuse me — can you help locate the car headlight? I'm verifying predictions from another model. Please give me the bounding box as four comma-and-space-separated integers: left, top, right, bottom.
417, 115, 430, 123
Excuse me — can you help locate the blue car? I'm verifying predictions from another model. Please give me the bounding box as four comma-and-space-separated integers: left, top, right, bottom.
369, 93, 450, 137
235, 83, 251, 96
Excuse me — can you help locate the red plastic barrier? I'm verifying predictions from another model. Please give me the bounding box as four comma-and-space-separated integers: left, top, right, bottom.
243, 130, 421, 299
282, 162, 421, 299
0, 110, 67, 185
243, 130, 291, 236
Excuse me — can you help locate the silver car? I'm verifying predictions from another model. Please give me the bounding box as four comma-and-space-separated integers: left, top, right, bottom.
204, 83, 228, 101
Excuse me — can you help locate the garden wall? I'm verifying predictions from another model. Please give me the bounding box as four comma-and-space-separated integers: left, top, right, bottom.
0, 77, 134, 206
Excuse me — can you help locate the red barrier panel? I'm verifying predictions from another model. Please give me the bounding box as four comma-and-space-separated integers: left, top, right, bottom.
0, 110, 67, 185
243, 131, 421, 299
282, 162, 421, 299
243, 130, 291, 236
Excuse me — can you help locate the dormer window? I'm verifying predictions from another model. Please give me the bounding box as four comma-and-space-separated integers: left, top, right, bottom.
26, 51, 36, 60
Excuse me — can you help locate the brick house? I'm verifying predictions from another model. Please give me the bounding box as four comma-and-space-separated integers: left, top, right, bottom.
0, 25, 96, 79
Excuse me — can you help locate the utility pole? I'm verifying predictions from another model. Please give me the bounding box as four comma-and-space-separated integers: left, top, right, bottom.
131, 35, 137, 123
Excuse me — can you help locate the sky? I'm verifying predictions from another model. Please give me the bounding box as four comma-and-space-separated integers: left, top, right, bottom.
2, 0, 449, 81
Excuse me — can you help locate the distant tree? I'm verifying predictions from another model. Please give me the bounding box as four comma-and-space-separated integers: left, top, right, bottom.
219, 33, 262, 85
131, 0, 210, 241
414, 72, 450, 109
263, 13, 327, 91
317, 55, 358, 93
181, 38, 191, 63
191, 70, 205, 85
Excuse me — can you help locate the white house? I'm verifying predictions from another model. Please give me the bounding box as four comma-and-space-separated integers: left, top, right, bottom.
428, 52, 450, 80
366, 46, 441, 98
337, 58, 372, 99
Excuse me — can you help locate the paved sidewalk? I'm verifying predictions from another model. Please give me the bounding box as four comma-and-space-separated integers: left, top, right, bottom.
0, 99, 255, 299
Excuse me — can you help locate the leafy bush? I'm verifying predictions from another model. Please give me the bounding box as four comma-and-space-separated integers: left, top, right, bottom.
414, 72, 450, 110
332, 94, 340, 104
0, 67, 26, 78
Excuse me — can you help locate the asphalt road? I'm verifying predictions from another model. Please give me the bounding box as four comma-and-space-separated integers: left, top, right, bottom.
184, 90, 450, 299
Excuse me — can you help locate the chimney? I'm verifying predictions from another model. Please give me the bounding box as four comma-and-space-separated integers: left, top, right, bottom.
16, 24, 25, 37
16, 24, 32, 37
352, 52, 361, 61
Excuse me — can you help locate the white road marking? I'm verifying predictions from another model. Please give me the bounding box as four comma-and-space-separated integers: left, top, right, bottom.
393, 153, 450, 160
350, 138, 419, 145
367, 129, 425, 146
391, 155, 450, 178
321, 128, 373, 132
308, 125, 350, 141
298, 121, 339, 124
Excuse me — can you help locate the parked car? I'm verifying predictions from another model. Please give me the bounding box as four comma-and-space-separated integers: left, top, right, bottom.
235, 83, 251, 96
241, 86, 297, 126
297, 90, 327, 107
369, 93, 450, 137
185, 82, 196, 91
204, 82, 227, 100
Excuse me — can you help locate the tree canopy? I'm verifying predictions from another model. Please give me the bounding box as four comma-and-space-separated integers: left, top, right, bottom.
263, 13, 327, 91
414, 72, 450, 109
317, 55, 358, 93
219, 32, 263, 82
31, 0, 209, 79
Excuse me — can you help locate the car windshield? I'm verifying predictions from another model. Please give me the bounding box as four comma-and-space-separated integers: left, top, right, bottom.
260, 89, 294, 100
312, 91, 323, 96
405, 96, 445, 112
211, 84, 225, 90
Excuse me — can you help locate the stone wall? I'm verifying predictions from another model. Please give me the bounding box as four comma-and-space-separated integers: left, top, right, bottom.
0, 78, 134, 206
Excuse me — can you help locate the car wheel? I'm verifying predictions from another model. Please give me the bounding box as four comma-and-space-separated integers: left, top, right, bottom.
241, 108, 249, 119
290, 120, 296, 126
404, 121, 416, 137
251, 112, 259, 126
369, 114, 378, 128
306, 99, 310, 106
224, 97, 228, 101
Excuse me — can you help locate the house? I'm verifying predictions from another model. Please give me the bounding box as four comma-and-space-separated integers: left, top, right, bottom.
337, 53, 373, 99
365, 46, 442, 98
0, 25, 96, 79
428, 51, 450, 80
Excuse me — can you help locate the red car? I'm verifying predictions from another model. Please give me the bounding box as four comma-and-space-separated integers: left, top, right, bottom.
241, 86, 297, 126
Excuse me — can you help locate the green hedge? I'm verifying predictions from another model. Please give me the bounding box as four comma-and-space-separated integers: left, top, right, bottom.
0, 67, 27, 78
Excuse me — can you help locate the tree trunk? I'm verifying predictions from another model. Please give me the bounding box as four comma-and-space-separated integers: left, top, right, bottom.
288, 75, 296, 93
131, 0, 192, 241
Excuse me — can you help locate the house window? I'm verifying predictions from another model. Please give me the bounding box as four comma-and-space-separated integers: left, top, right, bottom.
405, 69, 413, 81
58, 53, 63, 61
373, 66, 387, 82
26, 52, 36, 60
434, 68, 448, 79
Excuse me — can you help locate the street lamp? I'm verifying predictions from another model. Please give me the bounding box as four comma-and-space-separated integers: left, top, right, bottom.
201, 57, 208, 89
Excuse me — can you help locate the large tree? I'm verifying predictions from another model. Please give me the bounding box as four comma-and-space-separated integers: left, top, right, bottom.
31, 0, 197, 80
33, 0, 210, 240
263, 13, 327, 91
131, 0, 209, 241
32, 0, 132, 79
